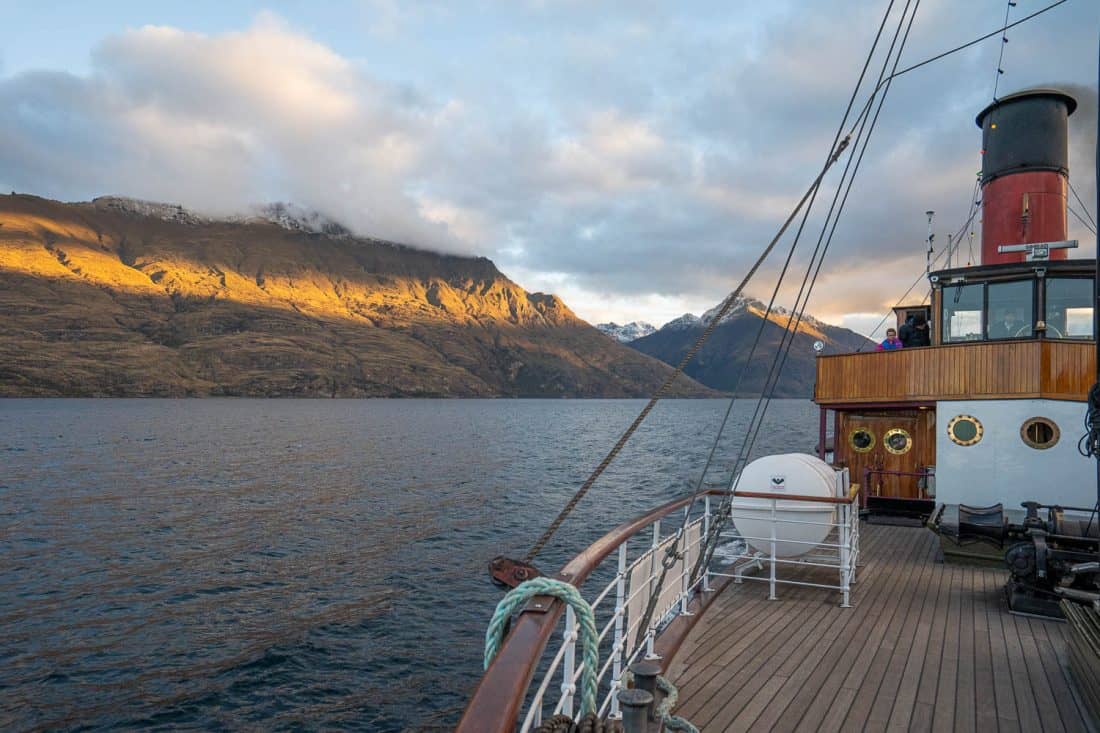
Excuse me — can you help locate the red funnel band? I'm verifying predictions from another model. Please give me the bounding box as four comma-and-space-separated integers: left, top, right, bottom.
980, 171, 1068, 265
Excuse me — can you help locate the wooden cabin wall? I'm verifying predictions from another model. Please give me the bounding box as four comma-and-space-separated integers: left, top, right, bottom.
815, 340, 1094, 404
835, 409, 935, 499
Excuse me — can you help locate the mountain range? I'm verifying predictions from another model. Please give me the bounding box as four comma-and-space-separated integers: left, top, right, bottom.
0, 194, 714, 397
628, 298, 873, 396
0, 193, 872, 398
595, 321, 657, 343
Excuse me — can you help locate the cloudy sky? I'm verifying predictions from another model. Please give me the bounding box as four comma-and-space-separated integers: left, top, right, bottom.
1, 0, 1096, 337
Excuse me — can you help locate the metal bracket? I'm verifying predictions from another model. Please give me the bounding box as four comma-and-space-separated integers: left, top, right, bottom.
523, 595, 556, 615
997, 240, 1078, 261
488, 555, 545, 589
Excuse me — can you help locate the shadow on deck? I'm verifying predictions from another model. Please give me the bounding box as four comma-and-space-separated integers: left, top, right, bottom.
667, 523, 1094, 732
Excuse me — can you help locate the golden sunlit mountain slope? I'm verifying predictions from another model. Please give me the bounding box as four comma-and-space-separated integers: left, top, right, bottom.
0, 194, 713, 397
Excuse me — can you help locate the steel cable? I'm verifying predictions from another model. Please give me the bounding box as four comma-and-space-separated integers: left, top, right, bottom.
629, 0, 906, 634
693, 0, 922, 581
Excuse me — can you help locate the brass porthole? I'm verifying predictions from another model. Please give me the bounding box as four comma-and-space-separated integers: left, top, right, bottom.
849, 427, 875, 453
1020, 417, 1059, 450
947, 414, 983, 446
883, 428, 913, 455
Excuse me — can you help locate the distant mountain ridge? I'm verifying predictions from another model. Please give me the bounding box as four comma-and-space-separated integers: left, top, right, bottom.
595, 321, 657, 342
0, 194, 714, 398
94, 197, 355, 237
628, 297, 872, 397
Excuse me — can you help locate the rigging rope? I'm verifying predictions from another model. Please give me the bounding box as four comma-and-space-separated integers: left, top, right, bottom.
1069, 180, 1097, 230
694, 0, 922, 582
991, 0, 1015, 102
742, 0, 921, 466
1069, 204, 1098, 236
627, 0, 906, 642
522, 134, 850, 564
750, 0, 919, 464
858, 186, 975, 350
844, 0, 1070, 138
484, 577, 599, 716
520, 0, 1071, 569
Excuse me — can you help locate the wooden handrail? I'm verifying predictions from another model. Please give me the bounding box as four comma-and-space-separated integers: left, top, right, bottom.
457, 489, 725, 733
864, 468, 933, 478
733, 484, 860, 505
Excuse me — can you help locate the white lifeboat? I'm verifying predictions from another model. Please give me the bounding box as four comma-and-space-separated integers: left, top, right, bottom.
731, 453, 842, 558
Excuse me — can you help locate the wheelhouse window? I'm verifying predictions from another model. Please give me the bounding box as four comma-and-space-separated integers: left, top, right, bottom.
986, 280, 1034, 339
942, 283, 983, 342
1045, 277, 1094, 339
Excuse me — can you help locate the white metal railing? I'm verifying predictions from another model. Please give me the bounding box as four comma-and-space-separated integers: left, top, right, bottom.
518, 497, 714, 730
711, 470, 861, 607
511, 472, 860, 730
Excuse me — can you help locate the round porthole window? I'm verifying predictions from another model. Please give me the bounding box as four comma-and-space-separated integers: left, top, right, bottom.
947, 415, 983, 446
849, 428, 875, 453
883, 428, 912, 455
1020, 417, 1059, 449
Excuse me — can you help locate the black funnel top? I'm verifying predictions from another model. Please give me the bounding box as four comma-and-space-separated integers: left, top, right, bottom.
975, 89, 1077, 184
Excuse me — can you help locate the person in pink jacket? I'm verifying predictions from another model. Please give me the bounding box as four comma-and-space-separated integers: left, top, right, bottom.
877, 327, 904, 350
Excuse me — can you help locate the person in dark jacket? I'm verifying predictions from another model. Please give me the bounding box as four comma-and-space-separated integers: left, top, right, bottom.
898, 315, 915, 347
908, 313, 931, 347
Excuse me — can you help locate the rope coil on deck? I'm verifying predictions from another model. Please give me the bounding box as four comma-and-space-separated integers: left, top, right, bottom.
484, 577, 600, 716
655, 675, 699, 733
531, 713, 623, 733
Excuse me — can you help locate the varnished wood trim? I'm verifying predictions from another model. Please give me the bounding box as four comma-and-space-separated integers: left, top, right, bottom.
815, 340, 1094, 404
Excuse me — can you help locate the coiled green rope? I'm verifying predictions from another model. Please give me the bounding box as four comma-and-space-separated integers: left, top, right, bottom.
484, 577, 600, 716
656, 675, 699, 733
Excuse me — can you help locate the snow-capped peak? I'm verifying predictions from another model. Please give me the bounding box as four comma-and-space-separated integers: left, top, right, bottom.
92, 196, 206, 225
700, 296, 762, 326
661, 313, 704, 331
246, 202, 351, 237
90, 197, 352, 237
596, 321, 657, 342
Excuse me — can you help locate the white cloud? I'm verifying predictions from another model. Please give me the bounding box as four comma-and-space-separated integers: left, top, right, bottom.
0, 2, 1095, 333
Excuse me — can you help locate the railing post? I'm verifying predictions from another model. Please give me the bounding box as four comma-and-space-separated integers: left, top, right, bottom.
703, 496, 713, 592
645, 520, 661, 660
679, 527, 692, 615
561, 606, 576, 718
610, 543, 627, 720
852, 505, 861, 584
769, 499, 778, 600
839, 502, 851, 608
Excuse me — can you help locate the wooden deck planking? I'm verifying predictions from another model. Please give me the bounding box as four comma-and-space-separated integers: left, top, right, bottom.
844, 532, 938, 731
673, 528, 901, 726
682, 586, 830, 730
1032, 615, 1090, 732
668, 524, 1094, 732
861, 532, 941, 731
786, 532, 928, 732
675, 587, 825, 726
685, 528, 907, 731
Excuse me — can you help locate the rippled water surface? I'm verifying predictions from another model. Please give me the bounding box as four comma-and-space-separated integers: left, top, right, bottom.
1, 398, 818, 731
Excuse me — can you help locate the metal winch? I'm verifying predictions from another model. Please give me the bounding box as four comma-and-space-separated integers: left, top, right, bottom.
954, 501, 1099, 618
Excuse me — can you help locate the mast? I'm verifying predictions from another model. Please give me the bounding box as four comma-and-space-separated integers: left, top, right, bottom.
1095, 30, 1099, 576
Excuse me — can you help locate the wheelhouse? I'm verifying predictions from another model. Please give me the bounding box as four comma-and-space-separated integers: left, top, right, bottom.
932, 259, 1095, 344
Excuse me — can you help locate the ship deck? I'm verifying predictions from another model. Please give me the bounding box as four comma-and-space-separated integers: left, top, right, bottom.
667, 523, 1094, 732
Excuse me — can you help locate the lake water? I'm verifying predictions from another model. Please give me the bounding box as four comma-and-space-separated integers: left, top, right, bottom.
0, 398, 819, 731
